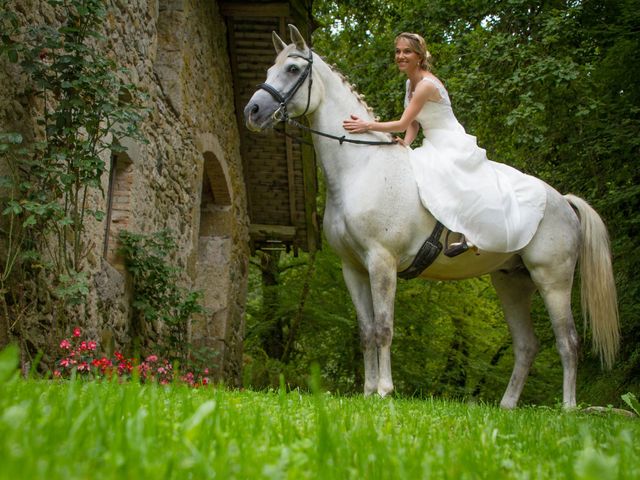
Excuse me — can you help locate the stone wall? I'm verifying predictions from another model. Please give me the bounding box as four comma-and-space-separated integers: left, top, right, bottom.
0, 0, 250, 383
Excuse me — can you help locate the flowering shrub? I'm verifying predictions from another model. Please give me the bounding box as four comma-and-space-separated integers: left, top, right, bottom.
54, 327, 210, 387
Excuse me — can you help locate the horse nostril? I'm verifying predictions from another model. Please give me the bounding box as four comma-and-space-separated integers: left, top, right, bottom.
251, 104, 259, 114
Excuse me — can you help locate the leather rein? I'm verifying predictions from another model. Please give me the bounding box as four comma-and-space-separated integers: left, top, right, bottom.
257, 50, 397, 147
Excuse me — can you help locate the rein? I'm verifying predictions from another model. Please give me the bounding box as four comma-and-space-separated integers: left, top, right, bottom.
258, 50, 397, 147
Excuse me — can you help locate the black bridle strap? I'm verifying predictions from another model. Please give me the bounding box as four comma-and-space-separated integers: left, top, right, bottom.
259, 49, 396, 147
258, 82, 286, 104
287, 118, 397, 146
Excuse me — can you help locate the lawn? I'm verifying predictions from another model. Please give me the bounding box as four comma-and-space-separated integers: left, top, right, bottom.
0, 347, 638, 479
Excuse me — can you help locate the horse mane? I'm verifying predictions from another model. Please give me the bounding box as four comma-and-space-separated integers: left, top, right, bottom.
277, 45, 379, 120
325, 62, 378, 120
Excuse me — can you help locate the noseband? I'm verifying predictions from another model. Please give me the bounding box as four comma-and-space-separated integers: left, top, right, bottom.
257, 50, 314, 121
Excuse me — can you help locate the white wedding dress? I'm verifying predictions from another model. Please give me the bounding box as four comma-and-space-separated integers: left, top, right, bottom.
405, 78, 547, 253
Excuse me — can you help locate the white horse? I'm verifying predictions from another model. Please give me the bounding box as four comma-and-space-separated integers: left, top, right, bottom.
244, 25, 620, 408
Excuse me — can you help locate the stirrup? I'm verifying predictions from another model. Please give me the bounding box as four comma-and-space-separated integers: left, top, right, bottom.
444, 231, 470, 258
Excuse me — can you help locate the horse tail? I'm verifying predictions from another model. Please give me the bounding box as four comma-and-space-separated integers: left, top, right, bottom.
565, 194, 620, 369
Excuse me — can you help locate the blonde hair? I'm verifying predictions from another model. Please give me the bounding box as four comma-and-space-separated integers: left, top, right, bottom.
395, 32, 433, 71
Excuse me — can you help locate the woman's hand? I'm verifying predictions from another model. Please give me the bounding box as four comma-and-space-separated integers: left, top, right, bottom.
342, 114, 370, 134
394, 136, 408, 147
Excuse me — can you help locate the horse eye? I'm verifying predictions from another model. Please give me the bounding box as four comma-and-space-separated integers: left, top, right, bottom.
287, 64, 300, 74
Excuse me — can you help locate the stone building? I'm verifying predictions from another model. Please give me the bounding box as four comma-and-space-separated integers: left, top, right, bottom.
0, 0, 318, 384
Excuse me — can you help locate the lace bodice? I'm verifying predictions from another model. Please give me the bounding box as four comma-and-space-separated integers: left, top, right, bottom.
404, 77, 462, 132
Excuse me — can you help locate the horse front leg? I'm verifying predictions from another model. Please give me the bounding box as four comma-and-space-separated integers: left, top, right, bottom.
367, 252, 398, 397
342, 263, 378, 396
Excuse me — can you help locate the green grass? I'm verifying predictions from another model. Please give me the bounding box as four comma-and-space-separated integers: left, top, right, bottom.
0, 348, 638, 479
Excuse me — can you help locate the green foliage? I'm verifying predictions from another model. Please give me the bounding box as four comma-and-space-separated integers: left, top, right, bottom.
117, 229, 204, 364
0, 0, 146, 340
306, 0, 639, 405
1, 368, 639, 479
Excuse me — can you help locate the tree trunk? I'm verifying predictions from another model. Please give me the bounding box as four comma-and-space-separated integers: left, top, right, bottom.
259, 250, 284, 359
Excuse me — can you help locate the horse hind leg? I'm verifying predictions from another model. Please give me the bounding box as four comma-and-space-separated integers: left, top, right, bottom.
491, 268, 539, 409
342, 264, 378, 396
532, 272, 579, 409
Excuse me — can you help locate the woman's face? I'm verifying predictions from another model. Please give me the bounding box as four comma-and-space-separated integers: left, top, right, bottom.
395, 38, 421, 73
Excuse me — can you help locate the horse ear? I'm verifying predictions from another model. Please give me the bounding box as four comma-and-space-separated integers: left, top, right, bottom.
288, 24, 307, 51
272, 31, 287, 54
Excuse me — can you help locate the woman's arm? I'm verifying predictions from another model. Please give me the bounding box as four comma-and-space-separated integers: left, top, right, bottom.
400, 120, 419, 146
343, 80, 435, 134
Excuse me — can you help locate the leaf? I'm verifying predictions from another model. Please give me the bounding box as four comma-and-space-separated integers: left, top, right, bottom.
621, 392, 639, 416
0, 344, 19, 384
22, 215, 37, 228
183, 400, 217, 440
2, 201, 22, 216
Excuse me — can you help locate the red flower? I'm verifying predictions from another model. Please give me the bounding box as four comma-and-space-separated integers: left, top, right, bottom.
59, 339, 71, 350
80, 341, 88, 351
87, 341, 97, 351
78, 362, 89, 372
73, 327, 81, 338
60, 358, 71, 368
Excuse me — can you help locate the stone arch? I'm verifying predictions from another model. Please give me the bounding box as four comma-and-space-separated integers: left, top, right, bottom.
103, 151, 133, 270
192, 139, 236, 377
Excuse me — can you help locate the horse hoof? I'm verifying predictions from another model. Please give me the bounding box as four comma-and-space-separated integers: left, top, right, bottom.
377, 383, 394, 398
364, 385, 378, 397
499, 400, 517, 410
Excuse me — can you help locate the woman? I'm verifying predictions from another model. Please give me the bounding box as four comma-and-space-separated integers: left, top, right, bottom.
343, 32, 546, 256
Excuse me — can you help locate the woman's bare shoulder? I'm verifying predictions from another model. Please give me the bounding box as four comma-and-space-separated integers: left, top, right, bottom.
413, 77, 442, 102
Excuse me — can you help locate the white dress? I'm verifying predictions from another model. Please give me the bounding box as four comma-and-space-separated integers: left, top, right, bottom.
405, 78, 547, 252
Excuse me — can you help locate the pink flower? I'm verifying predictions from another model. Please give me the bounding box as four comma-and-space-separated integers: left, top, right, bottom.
78, 362, 89, 372
87, 341, 97, 351
145, 355, 158, 363
59, 339, 71, 350
80, 341, 88, 351
53, 370, 61, 378
60, 358, 71, 368
73, 327, 81, 338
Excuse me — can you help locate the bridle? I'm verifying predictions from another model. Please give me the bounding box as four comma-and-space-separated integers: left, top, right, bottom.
257, 50, 314, 122
257, 49, 396, 147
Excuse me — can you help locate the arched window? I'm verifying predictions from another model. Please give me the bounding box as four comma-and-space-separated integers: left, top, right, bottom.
198, 151, 232, 237
192, 151, 234, 373
103, 152, 133, 269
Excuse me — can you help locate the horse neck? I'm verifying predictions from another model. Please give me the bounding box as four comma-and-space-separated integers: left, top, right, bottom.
307, 59, 385, 190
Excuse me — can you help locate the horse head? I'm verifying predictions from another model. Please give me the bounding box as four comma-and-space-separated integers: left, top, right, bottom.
244, 25, 323, 132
